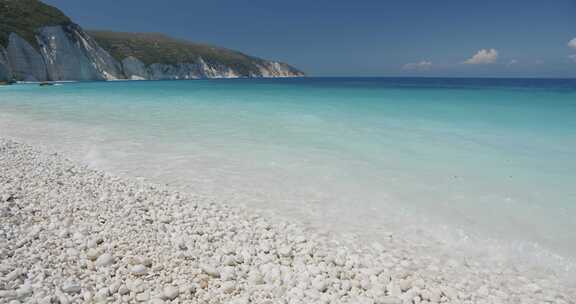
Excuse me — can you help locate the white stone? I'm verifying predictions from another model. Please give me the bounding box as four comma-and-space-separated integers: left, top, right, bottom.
61, 281, 81, 294
0, 290, 17, 299
278, 245, 292, 257
221, 282, 235, 294
312, 279, 328, 292
95, 253, 114, 267
95, 287, 109, 301
16, 285, 32, 299
55, 290, 70, 304
5, 269, 22, 281
118, 285, 130, 295
130, 264, 147, 276
220, 267, 236, 281
109, 281, 121, 294
86, 248, 100, 261
135, 291, 150, 302
201, 265, 220, 278
161, 286, 179, 300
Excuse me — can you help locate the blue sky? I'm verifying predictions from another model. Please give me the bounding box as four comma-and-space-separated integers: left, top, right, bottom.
44, 0, 576, 77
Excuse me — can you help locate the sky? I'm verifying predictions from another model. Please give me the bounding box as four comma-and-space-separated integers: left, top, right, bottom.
44, 0, 576, 77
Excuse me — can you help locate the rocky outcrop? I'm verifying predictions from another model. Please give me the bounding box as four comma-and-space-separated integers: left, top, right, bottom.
3, 25, 125, 82
6, 33, 48, 81
121, 56, 245, 80
121, 56, 147, 80
196, 57, 239, 78
144, 58, 241, 80
256, 61, 303, 78
147, 63, 199, 80
37, 25, 124, 81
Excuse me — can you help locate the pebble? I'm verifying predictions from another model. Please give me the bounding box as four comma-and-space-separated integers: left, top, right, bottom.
16, 285, 32, 299
118, 285, 130, 295
201, 265, 220, 278
86, 248, 100, 261
161, 285, 180, 300
221, 282, 236, 294
278, 246, 292, 257
55, 290, 70, 304
313, 279, 329, 292
0, 138, 572, 304
61, 281, 81, 294
95, 253, 114, 267
135, 291, 150, 302
130, 264, 147, 276
5, 269, 22, 281
0, 291, 17, 299
95, 287, 109, 301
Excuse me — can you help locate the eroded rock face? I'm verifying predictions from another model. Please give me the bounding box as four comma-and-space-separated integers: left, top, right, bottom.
37, 24, 124, 81
0, 46, 12, 81
256, 61, 304, 78
121, 56, 148, 80
147, 63, 196, 80
6, 33, 48, 81
145, 58, 241, 80
196, 57, 239, 78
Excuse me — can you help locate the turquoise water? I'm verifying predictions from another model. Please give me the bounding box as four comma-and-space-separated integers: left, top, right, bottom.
1, 78, 576, 274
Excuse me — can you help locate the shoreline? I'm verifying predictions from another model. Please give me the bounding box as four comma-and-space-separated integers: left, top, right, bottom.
0, 138, 574, 303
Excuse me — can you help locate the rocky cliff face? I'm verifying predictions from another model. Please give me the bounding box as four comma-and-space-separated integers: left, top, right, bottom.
0, 46, 12, 81
37, 24, 124, 81
6, 33, 48, 81
1, 24, 123, 82
140, 57, 240, 80
1, 26, 303, 82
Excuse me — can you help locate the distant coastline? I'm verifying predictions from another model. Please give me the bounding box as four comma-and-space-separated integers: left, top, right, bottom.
0, 0, 304, 83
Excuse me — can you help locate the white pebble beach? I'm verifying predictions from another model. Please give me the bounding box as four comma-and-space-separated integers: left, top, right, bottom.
0, 138, 574, 304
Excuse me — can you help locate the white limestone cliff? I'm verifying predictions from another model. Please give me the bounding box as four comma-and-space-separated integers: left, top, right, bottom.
37, 25, 124, 81
6, 33, 48, 81
1, 25, 303, 82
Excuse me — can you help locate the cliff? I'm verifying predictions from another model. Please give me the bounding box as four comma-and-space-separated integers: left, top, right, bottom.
0, 0, 304, 82
89, 31, 303, 80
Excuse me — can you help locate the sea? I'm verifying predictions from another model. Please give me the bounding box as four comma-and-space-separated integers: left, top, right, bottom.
1, 77, 575, 280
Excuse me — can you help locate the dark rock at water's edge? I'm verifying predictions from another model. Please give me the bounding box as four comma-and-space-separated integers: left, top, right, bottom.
0, 77, 16, 85
0, 0, 304, 82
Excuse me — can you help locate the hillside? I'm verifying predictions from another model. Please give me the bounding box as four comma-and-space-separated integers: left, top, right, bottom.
88, 31, 302, 77
0, 0, 303, 81
0, 0, 71, 48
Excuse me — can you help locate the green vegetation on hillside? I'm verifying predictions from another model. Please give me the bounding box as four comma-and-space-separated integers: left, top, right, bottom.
0, 0, 71, 48
89, 31, 276, 76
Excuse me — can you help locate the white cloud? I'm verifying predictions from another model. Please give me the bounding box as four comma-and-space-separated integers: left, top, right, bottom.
402, 60, 432, 71
568, 38, 576, 50
569, 54, 576, 63
463, 48, 498, 64
506, 59, 518, 66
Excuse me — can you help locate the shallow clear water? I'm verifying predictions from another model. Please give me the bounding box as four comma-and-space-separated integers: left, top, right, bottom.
1, 78, 576, 275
